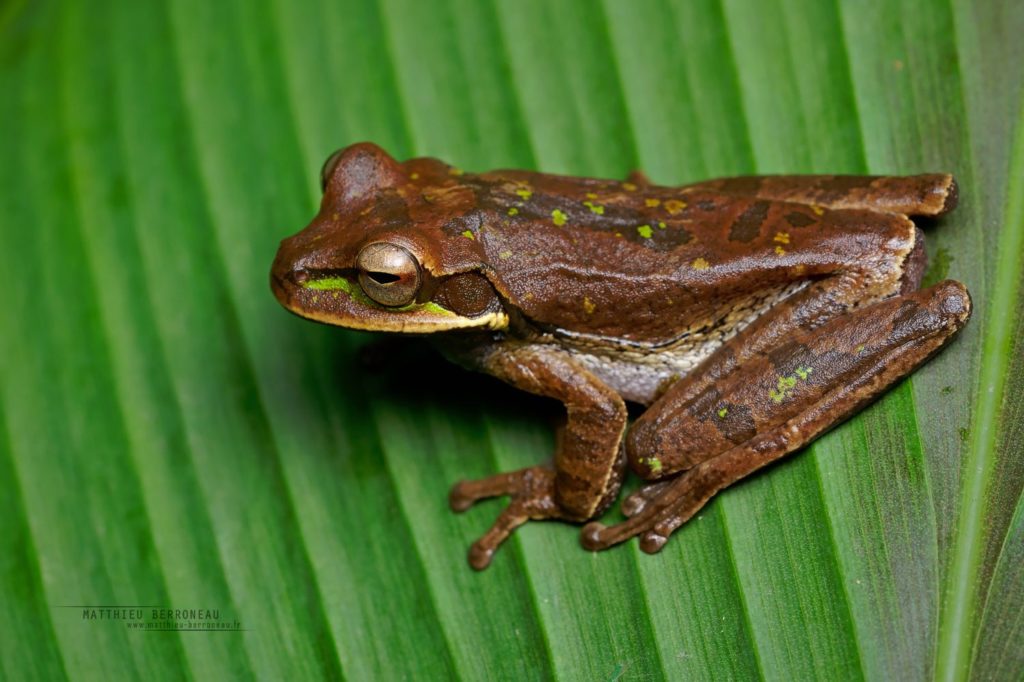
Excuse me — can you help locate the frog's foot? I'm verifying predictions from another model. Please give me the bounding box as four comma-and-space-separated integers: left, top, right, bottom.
582, 471, 708, 554
450, 466, 565, 570
620, 479, 674, 517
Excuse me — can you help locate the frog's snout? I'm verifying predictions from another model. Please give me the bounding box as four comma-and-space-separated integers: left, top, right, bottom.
273, 230, 332, 284
271, 236, 297, 283
271, 232, 320, 305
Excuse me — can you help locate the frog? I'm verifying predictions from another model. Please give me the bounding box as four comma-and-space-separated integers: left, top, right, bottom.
270, 142, 971, 570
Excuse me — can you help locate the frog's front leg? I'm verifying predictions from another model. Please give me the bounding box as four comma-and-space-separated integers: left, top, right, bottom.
582, 280, 971, 553
449, 345, 627, 569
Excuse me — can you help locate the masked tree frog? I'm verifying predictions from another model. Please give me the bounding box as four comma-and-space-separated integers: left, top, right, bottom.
271, 143, 970, 570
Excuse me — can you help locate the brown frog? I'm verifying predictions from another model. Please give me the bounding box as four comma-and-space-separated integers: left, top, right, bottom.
271, 142, 971, 570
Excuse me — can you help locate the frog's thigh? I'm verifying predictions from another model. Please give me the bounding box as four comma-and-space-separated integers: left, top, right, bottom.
648, 218, 920, 423
591, 281, 971, 552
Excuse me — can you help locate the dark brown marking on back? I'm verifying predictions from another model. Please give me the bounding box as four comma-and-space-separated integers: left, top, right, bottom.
716, 403, 757, 444
687, 385, 721, 420
655, 224, 696, 248
722, 176, 763, 194
683, 384, 757, 445
729, 200, 770, 242
785, 211, 816, 228
766, 340, 815, 376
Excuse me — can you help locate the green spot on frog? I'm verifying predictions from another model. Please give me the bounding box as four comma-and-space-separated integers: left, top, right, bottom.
462, 230, 475, 240
508, 207, 519, 216
717, 407, 728, 418
410, 301, 456, 316
769, 369, 812, 403
658, 222, 666, 229
515, 188, 533, 200
647, 457, 663, 475
499, 250, 513, 259
637, 224, 653, 239
303, 277, 350, 291
583, 200, 605, 215
551, 209, 568, 226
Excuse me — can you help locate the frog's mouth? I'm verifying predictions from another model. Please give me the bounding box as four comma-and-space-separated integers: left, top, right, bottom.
270, 265, 508, 334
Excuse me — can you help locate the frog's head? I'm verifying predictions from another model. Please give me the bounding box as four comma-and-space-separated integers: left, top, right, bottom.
271, 142, 510, 334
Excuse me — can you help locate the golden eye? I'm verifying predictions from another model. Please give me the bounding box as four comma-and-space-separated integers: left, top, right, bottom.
320, 148, 344, 192
356, 242, 422, 307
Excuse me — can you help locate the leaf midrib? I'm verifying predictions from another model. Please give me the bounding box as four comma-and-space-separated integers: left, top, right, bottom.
936, 76, 1024, 682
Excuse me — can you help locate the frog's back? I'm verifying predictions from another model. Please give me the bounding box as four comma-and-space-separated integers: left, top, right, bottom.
470, 170, 920, 346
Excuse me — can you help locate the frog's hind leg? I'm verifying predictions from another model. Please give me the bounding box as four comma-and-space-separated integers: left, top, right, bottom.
687, 174, 957, 217
582, 280, 970, 553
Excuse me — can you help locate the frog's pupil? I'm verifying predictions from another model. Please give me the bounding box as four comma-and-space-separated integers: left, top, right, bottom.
367, 271, 401, 285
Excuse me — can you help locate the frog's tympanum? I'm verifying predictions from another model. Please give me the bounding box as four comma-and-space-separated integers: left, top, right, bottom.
271, 143, 971, 570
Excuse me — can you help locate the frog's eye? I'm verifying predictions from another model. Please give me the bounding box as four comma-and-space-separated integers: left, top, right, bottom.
320, 148, 344, 192
356, 242, 422, 307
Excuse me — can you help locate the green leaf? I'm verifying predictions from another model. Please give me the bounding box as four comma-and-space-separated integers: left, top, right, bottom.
1, 0, 1021, 679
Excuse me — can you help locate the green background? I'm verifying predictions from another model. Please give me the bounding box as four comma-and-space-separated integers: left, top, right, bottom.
2, 0, 1022, 679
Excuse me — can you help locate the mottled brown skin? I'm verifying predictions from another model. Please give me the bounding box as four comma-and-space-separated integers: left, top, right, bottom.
271, 142, 971, 570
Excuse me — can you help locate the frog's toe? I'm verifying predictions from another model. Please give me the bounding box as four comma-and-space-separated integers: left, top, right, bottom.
454, 466, 563, 569
467, 505, 529, 570
581, 475, 698, 552
468, 541, 496, 570
639, 531, 669, 554
580, 521, 610, 550
466, 499, 559, 570
579, 518, 646, 551
448, 481, 481, 512
580, 516, 677, 552
449, 468, 532, 512
621, 479, 673, 517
